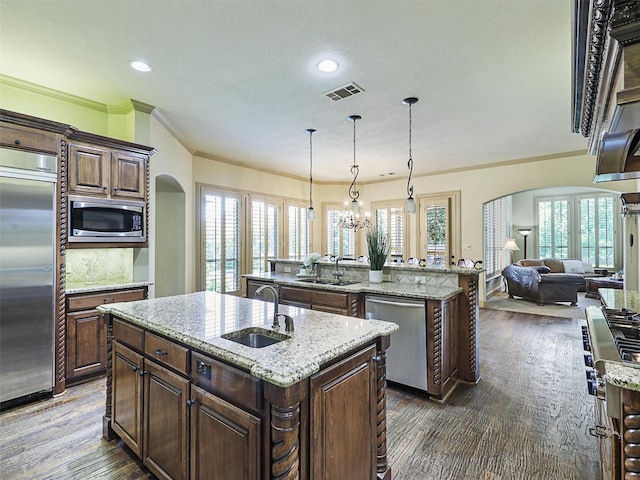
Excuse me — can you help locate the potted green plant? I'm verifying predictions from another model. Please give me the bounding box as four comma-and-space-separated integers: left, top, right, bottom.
366, 227, 389, 283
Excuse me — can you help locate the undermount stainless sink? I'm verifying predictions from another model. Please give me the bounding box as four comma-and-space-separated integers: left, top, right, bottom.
297, 278, 358, 286
222, 328, 290, 348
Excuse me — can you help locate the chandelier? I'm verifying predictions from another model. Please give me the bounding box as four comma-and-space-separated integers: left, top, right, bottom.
338, 203, 371, 230
338, 115, 372, 230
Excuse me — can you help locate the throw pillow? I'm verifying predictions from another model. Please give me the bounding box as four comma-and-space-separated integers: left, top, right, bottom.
543, 258, 565, 273
520, 259, 545, 267
563, 259, 585, 274
532, 266, 551, 274
582, 261, 595, 274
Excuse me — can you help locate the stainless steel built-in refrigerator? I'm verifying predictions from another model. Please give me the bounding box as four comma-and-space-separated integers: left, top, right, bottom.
0, 148, 57, 405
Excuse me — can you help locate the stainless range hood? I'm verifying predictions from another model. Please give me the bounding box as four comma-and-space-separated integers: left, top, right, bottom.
621, 192, 640, 215
594, 128, 640, 183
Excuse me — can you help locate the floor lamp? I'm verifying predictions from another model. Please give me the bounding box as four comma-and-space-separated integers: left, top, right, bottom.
503, 238, 520, 264
516, 228, 533, 259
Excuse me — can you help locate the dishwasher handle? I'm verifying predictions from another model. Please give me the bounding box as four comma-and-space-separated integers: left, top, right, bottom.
365, 297, 425, 309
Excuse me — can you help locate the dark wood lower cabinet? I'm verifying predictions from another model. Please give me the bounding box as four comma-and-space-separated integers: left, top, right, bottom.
248, 280, 362, 317
310, 345, 377, 480
111, 341, 144, 457
107, 315, 391, 480
66, 287, 147, 383
66, 310, 106, 379
190, 384, 260, 480
143, 360, 190, 480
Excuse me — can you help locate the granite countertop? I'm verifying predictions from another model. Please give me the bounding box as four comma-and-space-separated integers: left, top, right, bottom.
244, 272, 463, 301
599, 288, 640, 312
66, 281, 153, 295
272, 258, 484, 275
603, 361, 640, 392
97, 291, 398, 388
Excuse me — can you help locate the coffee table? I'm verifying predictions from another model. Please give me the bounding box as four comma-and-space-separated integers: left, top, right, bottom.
585, 276, 624, 299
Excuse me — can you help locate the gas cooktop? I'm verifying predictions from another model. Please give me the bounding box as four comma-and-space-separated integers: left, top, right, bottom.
602, 307, 640, 364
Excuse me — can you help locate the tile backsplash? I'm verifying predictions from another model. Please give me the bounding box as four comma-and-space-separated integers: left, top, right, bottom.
66, 249, 134, 286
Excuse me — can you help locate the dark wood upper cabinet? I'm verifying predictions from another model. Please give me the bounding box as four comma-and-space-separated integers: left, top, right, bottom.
69, 143, 147, 200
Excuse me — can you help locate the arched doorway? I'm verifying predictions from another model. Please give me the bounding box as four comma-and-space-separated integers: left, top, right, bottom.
155, 175, 185, 297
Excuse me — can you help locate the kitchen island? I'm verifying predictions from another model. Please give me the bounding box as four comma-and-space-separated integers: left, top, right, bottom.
245, 263, 477, 401
98, 291, 398, 480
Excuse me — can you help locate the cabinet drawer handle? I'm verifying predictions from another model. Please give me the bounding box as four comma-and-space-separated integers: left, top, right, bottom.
153, 349, 168, 356
139, 370, 147, 376
373, 356, 382, 362
102, 185, 108, 190
186, 399, 195, 407
114, 187, 120, 191
14, 139, 21, 145
132, 365, 138, 372
103, 297, 115, 303
589, 425, 609, 438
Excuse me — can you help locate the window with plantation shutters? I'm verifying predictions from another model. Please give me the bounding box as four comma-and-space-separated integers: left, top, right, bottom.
251, 198, 280, 274
325, 205, 355, 258
483, 197, 507, 278
374, 203, 405, 262
201, 189, 241, 294
537, 197, 569, 259
536, 193, 617, 269
287, 204, 310, 260
579, 195, 615, 268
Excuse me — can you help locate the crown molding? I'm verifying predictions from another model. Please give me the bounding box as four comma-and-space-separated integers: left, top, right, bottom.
0, 74, 108, 113
151, 108, 195, 155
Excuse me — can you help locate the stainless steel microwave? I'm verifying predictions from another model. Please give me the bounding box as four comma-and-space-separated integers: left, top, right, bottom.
69, 196, 145, 243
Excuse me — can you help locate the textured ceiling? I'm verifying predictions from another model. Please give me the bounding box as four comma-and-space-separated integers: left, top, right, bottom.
0, 0, 588, 182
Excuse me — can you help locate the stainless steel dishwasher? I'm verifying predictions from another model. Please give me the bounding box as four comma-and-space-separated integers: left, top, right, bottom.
365, 295, 427, 391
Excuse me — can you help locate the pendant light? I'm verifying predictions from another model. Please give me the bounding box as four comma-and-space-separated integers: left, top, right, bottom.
338, 115, 371, 230
348, 114, 361, 214
403, 97, 418, 214
306, 128, 316, 221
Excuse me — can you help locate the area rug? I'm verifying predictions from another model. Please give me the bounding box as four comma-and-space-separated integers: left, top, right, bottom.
482, 291, 601, 319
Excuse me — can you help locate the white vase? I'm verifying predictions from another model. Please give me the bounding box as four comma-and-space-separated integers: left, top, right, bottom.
369, 270, 383, 283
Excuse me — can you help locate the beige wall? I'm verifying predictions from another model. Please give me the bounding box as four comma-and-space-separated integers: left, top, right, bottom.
3, 75, 639, 302
149, 116, 194, 296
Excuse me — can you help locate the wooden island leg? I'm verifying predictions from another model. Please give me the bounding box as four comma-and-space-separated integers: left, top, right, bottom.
265, 381, 308, 480
102, 316, 116, 440
376, 335, 392, 480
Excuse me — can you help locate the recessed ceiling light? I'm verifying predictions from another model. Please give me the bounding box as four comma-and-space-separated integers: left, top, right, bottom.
129, 60, 152, 72
317, 59, 339, 72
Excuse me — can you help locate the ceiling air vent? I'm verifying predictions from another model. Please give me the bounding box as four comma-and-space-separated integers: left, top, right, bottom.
324, 82, 364, 101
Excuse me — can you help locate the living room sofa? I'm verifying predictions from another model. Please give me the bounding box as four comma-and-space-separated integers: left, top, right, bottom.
515, 258, 608, 292
501, 264, 585, 306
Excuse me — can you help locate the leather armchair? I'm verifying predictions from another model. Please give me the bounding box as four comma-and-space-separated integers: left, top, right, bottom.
501, 264, 584, 306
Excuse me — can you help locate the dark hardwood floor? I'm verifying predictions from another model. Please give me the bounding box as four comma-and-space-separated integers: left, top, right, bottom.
386, 308, 599, 480
0, 308, 598, 479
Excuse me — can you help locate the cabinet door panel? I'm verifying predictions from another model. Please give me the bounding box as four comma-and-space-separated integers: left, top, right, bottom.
280, 287, 313, 305
66, 310, 105, 378
69, 144, 110, 195
112, 341, 144, 457
190, 384, 260, 480
311, 346, 376, 480
144, 359, 190, 480
111, 152, 146, 200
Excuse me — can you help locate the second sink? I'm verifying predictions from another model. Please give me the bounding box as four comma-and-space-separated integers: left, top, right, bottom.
222, 327, 290, 348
